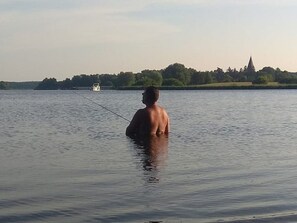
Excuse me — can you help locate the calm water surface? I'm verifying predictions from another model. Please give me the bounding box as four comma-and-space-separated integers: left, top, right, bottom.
1, 90, 297, 223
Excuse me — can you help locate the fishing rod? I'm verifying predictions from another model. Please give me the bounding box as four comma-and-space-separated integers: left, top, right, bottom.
72, 90, 131, 123
72, 90, 178, 137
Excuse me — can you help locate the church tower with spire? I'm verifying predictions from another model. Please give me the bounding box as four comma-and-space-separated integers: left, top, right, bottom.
246, 56, 256, 81
247, 56, 255, 73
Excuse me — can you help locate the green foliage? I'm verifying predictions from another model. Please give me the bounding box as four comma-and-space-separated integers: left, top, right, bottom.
59, 78, 72, 90
0, 81, 7, 89
191, 72, 213, 85
115, 72, 135, 87
216, 67, 233, 82
163, 63, 193, 85
135, 70, 163, 87
162, 78, 184, 86
226, 67, 245, 82
257, 67, 276, 82
71, 74, 99, 87
246, 72, 257, 82
5, 82, 39, 89
99, 74, 117, 86
277, 73, 297, 84
252, 76, 269, 85
259, 66, 275, 74
35, 78, 59, 90
27, 62, 297, 89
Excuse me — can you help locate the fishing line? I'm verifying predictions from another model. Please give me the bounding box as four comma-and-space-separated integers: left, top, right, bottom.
72, 90, 131, 122
72, 90, 178, 137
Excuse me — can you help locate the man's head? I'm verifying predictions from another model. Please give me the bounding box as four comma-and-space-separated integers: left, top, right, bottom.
142, 86, 159, 105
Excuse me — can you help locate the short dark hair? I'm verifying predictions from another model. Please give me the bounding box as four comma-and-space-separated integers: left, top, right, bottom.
144, 86, 159, 103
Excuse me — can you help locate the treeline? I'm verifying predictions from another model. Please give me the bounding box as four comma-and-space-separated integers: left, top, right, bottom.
0, 81, 40, 90
7, 82, 39, 90
32, 63, 297, 90
0, 81, 7, 90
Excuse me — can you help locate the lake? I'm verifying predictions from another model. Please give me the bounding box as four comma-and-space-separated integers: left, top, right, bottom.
1, 89, 297, 223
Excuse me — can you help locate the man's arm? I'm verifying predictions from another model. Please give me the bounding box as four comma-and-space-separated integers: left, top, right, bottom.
126, 109, 143, 137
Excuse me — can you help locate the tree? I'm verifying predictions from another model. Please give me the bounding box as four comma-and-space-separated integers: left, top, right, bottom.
115, 72, 135, 87
59, 78, 72, 90
212, 67, 233, 82
99, 74, 117, 86
162, 78, 184, 86
252, 76, 269, 85
35, 78, 59, 90
191, 72, 213, 85
226, 67, 240, 82
260, 67, 275, 75
162, 63, 192, 85
71, 74, 95, 87
0, 81, 7, 90
136, 70, 163, 87
277, 71, 297, 84
257, 67, 276, 82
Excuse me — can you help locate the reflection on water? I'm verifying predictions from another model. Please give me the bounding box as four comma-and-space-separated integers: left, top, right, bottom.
2, 90, 297, 222
131, 135, 168, 183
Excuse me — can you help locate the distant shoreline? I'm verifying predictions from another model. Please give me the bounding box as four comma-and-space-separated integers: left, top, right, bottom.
3, 82, 297, 90
118, 84, 297, 90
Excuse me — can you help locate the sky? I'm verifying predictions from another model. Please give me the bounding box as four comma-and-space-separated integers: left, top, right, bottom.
1, 0, 297, 81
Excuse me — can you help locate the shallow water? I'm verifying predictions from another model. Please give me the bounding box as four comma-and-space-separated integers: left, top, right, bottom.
1, 89, 297, 222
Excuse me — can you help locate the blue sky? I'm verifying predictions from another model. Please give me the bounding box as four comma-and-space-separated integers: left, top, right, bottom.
1, 0, 297, 81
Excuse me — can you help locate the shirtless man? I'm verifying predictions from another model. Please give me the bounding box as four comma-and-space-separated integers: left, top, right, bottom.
126, 86, 170, 137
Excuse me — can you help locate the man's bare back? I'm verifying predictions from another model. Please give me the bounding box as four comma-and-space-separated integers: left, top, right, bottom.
126, 87, 169, 137
145, 104, 169, 135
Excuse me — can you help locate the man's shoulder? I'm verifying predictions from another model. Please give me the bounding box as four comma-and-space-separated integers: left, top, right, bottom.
157, 105, 168, 114
135, 108, 146, 117
145, 105, 167, 113
136, 108, 145, 113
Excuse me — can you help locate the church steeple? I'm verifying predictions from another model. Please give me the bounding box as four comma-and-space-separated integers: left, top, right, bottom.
247, 56, 255, 73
